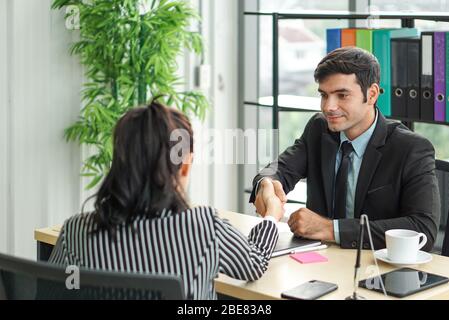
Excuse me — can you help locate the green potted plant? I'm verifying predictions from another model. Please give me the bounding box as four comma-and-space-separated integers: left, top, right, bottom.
52, 0, 208, 188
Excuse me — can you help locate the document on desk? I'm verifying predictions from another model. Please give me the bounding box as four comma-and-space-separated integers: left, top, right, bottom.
272, 232, 322, 257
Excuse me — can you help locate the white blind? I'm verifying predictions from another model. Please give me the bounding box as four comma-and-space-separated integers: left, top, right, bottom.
0, 0, 83, 259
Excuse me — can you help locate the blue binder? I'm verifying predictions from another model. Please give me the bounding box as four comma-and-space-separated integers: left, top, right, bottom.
326, 28, 341, 53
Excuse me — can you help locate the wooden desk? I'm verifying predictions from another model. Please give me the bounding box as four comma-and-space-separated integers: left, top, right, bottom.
35, 211, 449, 300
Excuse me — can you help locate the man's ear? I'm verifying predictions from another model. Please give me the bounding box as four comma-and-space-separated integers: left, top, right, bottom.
367, 83, 380, 105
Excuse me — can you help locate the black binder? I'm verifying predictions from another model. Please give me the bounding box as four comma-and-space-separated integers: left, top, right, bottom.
420, 32, 435, 121
391, 38, 408, 118
406, 38, 421, 119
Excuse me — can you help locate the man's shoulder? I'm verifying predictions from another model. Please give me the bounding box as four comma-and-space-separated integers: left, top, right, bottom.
307, 112, 328, 131
310, 112, 326, 123
386, 120, 433, 150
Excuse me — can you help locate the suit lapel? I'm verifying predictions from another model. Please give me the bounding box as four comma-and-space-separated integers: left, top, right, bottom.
354, 111, 389, 218
354, 146, 382, 218
321, 132, 339, 217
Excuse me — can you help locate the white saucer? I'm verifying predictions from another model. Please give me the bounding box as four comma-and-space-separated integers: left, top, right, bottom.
374, 248, 432, 267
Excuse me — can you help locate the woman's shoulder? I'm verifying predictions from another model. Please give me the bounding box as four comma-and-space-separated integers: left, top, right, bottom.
178, 205, 220, 227
62, 211, 96, 231
186, 205, 218, 219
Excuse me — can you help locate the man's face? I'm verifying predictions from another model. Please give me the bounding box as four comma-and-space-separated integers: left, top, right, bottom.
318, 73, 376, 137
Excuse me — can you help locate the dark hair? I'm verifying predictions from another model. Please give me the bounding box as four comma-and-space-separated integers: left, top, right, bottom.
314, 46, 380, 103
91, 99, 194, 234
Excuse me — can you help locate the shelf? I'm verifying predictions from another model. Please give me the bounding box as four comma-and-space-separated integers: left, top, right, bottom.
245, 95, 449, 125
244, 10, 449, 22
245, 95, 321, 112
388, 116, 449, 127
259, 95, 321, 112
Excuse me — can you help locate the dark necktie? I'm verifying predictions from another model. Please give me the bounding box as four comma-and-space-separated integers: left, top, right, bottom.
333, 141, 354, 219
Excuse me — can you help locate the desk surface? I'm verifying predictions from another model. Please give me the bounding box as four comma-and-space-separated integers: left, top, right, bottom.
35, 211, 449, 300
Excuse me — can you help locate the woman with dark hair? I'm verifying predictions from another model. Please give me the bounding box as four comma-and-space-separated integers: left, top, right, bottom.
49, 99, 284, 299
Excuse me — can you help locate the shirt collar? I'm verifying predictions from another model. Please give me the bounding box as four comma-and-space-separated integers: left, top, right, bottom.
339, 109, 378, 158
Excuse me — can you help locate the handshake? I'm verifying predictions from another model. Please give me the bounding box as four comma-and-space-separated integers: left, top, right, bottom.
254, 178, 287, 222
254, 178, 334, 241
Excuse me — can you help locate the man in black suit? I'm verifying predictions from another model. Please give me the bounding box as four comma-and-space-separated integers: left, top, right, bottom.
250, 47, 440, 251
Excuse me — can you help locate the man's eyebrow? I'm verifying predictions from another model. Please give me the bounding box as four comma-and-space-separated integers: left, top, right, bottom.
317, 88, 351, 94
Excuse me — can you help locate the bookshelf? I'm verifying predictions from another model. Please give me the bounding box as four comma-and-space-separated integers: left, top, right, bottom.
242, 10, 449, 205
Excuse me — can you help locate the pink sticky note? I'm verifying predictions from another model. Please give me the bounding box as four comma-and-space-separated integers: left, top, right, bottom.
290, 251, 328, 264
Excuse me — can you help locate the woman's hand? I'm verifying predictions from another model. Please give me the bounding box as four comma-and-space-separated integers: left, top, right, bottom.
259, 178, 285, 222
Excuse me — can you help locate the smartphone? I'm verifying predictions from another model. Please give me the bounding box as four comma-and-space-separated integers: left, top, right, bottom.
281, 280, 338, 300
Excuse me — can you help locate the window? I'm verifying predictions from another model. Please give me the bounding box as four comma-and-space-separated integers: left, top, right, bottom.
242, 0, 351, 216
241, 1, 449, 243
370, 0, 449, 12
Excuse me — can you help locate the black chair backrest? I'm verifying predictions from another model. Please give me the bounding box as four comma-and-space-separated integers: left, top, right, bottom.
0, 253, 185, 300
442, 215, 449, 256
436, 160, 449, 256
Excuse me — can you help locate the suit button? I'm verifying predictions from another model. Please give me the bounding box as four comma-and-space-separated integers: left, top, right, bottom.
363, 243, 369, 249
351, 241, 357, 248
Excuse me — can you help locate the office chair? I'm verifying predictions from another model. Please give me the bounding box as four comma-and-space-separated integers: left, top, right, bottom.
442, 211, 449, 257
436, 160, 449, 256
0, 253, 185, 300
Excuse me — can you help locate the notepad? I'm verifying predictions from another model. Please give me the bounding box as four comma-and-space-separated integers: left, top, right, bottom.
290, 251, 328, 264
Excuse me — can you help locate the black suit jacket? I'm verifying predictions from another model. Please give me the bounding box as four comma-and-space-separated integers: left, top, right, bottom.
250, 111, 440, 251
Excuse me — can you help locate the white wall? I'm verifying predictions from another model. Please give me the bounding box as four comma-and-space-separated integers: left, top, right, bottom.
0, 0, 9, 253
209, 0, 239, 212
0, 0, 82, 258
182, 0, 213, 209
187, 0, 239, 212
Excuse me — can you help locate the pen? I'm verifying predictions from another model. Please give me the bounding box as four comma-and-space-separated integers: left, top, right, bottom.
289, 244, 328, 254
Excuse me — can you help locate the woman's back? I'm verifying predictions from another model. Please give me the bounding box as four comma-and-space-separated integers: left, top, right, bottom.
49, 101, 283, 299
49, 205, 278, 300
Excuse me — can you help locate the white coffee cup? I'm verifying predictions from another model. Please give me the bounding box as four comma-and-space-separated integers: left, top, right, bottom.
385, 229, 427, 263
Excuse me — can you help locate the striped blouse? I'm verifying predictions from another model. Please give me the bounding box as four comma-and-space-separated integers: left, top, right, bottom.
49, 206, 279, 300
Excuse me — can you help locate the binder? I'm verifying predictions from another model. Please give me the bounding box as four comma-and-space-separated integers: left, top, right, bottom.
391, 38, 408, 117
373, 28, 419, 117
434, 32, 446, 122
421, 32, 434, 121
356, 29, 374, 52
446, 32, 449, 122
405, 38, 421, 119
327, 28, 341, 53
341, 29, 356, 47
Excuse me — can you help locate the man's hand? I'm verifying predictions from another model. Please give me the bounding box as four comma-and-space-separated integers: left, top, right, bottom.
254, 178, 287, 216
288, 208, 335, 241
259, 180, 285, 221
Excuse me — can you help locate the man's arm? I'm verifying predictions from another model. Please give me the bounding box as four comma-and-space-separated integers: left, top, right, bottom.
249, 114, 319, 203
339, 138, 440, 251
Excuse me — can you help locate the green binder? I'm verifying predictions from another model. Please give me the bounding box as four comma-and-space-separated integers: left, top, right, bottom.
356, 29, 374, 52
373, 28, 419, 116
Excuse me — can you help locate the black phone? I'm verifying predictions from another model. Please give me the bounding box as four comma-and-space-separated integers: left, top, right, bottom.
281, 280, 338, 300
